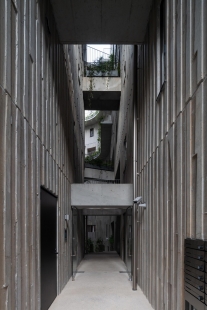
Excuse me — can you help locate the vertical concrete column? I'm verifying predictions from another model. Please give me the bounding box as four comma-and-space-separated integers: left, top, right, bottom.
120, 214, 124, 261
132, 45, 138, 291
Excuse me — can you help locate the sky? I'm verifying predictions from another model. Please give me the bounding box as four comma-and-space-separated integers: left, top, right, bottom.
87, 44, 111, 62
88, 44, 111, 53
85, 110, 94, 117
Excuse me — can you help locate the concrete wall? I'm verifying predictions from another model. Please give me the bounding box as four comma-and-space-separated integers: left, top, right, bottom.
135, 1, 207, 309
85, 122, 100, 154
85, 168, 114, 180
82, 77, 121, 92
115, 46, 134, 183
0, 0, 84, 309
71, 184, 133, 207
87, 216, 118, 252
110, 111, 119, 162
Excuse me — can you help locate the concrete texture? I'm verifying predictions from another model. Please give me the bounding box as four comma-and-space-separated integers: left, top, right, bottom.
0, 1, 85, 307
133, 1, 207, 309
85, 112, 112, 160
83, 209, 123, 216
71, 184, 133, 207
87, 216, 118, 251
83, 77, 121, 111
49, 253, 154, 310
50, 0, 153, 43
83, 77, 121, 92
85, 168, 114, 181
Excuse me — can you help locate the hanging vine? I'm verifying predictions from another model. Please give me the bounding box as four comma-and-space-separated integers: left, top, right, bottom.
86, 54, 118, 107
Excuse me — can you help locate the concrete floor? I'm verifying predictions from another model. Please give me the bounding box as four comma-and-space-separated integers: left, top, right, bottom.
49, 253, 154, 310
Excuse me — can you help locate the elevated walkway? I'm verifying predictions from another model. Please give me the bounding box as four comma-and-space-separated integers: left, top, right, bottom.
83, 77, 121, 111
71, 184, 133, 209
85, 168, 114, 180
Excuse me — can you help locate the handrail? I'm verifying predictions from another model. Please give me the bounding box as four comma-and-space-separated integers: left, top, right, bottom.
87, 45, 110, 57
87, 46, 111, 63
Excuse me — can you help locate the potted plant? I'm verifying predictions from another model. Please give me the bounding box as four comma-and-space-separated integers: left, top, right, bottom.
95, 238, 105, 252
86, 238, 94, 253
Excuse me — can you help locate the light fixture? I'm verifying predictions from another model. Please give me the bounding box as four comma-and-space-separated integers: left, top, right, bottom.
133, 196, 142, 204
65, 214, 70, 221
133, 196, 146, 209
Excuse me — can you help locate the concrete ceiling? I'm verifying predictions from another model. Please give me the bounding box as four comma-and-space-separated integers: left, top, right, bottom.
50, 0, 153, 43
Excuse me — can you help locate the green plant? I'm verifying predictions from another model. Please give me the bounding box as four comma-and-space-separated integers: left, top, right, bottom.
109, 235, 114, 245
86, 54, 116, 77
86, 238, 94, 253
86, 54, 118, 107
95, 238, 105, 252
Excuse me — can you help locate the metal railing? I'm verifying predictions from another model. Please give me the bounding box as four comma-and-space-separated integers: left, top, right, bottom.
84, 46, 120, 77
84, 61, 119, 77
87, 46, 110, 63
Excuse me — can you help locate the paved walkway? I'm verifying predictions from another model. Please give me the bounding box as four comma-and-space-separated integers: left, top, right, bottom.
49, 253, 154, 310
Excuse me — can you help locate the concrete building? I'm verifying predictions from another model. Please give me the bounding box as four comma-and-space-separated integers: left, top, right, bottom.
84, 111, 113, 159
0, 0, 207, 310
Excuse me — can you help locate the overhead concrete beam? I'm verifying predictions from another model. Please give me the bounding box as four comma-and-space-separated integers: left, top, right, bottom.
84, 100, 120, 111
71, 184, 133, 208
82, 77, 121, 92
84, 168, 114, 180
82, 209, 123, 216
83, 78, 121, 111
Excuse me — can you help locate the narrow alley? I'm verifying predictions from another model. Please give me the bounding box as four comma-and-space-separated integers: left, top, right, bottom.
1, 0, 207, 310
49, 253, 153, 310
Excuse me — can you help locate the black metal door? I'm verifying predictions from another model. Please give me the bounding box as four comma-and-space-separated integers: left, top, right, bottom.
41, 188, 57, 310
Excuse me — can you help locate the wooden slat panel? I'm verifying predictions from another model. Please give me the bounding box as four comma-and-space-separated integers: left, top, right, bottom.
0, 0, 84, 308
133, 1, 207, 308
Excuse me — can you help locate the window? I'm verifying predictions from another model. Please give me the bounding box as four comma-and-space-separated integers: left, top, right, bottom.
90, 128, 94, 137
87, 225, 96, 232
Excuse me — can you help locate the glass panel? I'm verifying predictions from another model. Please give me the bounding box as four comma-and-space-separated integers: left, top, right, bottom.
72, 207, 78, 280
126, 207, 132, 280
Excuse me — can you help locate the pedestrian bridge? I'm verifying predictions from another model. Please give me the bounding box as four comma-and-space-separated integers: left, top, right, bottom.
71, 184, 133, 209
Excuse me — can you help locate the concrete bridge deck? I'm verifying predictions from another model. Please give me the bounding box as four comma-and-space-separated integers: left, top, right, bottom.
71, 184, 133, 208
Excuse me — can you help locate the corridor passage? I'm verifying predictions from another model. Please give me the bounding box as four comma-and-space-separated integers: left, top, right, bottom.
49, 253, 153, 310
